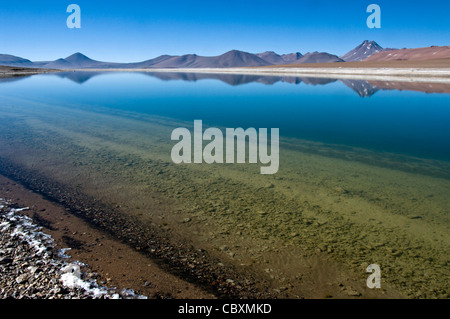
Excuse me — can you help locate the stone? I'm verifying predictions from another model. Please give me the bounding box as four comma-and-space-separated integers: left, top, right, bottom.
346, 289, 361, 297
16, 274, 29, 284
0, 257, 12, 265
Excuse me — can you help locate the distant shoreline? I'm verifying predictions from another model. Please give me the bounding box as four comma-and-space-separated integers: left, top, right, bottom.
2, 64, 450, 84
0, 66, 56, 77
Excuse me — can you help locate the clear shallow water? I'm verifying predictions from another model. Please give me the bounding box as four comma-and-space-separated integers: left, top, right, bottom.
0, 72, 449, 298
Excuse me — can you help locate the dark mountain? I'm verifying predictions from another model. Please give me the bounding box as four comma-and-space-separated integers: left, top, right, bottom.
142, 50, 271, 68
46, 52, 108, 68
0, 54, 35, 67
340, 40, 384, 62
43, 58, 74, 69
129, 55, 173, 68
147, 54, 200, 68
280, 52, 303, 64
41, 52, 125, 69
64, 52, 102, 67
210, 50, 270, 67
256, 51, 286, 64
296, 52, 344, 64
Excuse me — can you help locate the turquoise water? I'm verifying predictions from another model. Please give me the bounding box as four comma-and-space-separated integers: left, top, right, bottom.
2, 72, 450, 161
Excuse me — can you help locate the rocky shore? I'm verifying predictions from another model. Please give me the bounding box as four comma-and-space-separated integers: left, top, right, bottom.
0, 66, 56, 77
0, 199, 146, 299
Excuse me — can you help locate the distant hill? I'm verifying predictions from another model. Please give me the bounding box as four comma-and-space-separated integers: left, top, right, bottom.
280, 52, 303, 64
364, 45, 450, 62
296, 52, 344, 64
211, 50, 270, 67
129, 55, 173, 68
43, 58, 75, 69
42, 53, 114, 69
64, 52, 104, 68
131, 50, 271, 68
0, 54, 35, 67
256, 51, 286, 65
257, 51, 340, 65
136, 54, 201, 68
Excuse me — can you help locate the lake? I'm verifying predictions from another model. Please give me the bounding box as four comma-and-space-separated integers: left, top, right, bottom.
0, 71, 449, 298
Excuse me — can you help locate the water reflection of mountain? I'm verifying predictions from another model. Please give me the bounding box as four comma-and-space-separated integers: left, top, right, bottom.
3, 71, 448, 97
145, 73, 380, 97
54, 71, 106, 84
145, 72, 339, 87
50, 71, 377, 97
340, 79, 379, 97
0, 75, 32, 84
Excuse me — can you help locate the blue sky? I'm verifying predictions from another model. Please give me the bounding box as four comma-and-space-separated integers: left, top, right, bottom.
1, 0, 449, 62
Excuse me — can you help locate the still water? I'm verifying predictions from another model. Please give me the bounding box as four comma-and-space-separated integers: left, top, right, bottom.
0, 72, 449, 298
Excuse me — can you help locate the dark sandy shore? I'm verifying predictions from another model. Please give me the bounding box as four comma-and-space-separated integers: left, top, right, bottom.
0, 169, 289, 299
0, 175, 216, 299
0, 199, 146, 299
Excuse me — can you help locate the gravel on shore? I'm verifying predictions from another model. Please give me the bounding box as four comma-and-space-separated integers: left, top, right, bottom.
0, 199, 147, 299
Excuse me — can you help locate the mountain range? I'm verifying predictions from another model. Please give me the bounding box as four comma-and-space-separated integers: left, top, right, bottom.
0, 40, 396, 69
